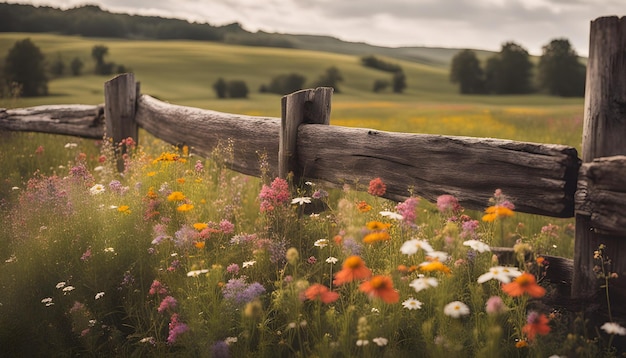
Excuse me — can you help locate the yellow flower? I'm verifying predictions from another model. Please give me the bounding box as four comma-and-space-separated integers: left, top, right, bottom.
482, 205, 514, 222
182, 145, 189, 157
167, 191, 185, 202
152, 152, 179, 163
194, 241, 205, 249
147, 171, 157, 177
176, 203, 194, 212
418, 260, 451, 275
193, 222, 208, 231
117, 205, 131, 214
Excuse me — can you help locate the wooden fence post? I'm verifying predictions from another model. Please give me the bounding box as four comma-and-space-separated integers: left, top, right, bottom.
104, 73, 138, 171
279, 87, 333, 181
573, 16, 626, 309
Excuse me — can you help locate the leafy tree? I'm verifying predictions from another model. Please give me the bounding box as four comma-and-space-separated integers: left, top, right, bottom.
537, 38, 586, 97
91, 45, 110, 74
3, 38, 48, 97
392, 71, 407, 93
49, 53, 65, 77
450, 49, 485, 94
312, 66, 343, 93
373, 79, 390, 92
227, 80, 249, 98
70, 57, 84, 76
265, 73, 306, 95
361, 55, 403, 73
213, 78, 227, 98
485, 42, 533, 94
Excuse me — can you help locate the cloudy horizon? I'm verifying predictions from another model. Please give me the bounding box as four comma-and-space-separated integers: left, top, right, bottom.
5, 0, 625, 56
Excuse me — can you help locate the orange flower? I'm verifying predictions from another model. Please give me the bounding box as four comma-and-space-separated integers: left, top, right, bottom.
418, 260, 451, 275
357, 201, 372, 213
366, 221, 391, 231
304, 284, 339, 304
176, 177, 186, 184
117, 205, 131, 214
522, 312, 551, 341
501, 273, 545, 298
146, 187, 158, 199
359, 275, 399, 303
515, 340, 528, 348
333, 256, 372, 286
194, 241, 206, 249
363, 231, 391, 243
482, 205, 514, 222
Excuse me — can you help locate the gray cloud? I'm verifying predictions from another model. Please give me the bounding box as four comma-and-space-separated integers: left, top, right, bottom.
8, 0, 624, 55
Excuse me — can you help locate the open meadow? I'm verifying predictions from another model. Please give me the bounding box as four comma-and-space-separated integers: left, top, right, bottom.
1, 34, 616, 357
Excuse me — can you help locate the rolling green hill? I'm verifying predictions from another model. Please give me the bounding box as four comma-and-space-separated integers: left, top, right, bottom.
0, 32, 584, 148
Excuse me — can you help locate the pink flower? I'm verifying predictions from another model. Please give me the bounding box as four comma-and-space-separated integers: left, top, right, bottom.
158, 296, 178, 313
436, 194, 462, 213
396, 197, 419, 226
167, 313, 189, 344
149, 280, 168, 296
485, 296, 507, 315
259, 177, 291, 212
219, 219, 235, 234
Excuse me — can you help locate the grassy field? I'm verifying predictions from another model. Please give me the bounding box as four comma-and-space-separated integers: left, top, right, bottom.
0, 33, 584, 149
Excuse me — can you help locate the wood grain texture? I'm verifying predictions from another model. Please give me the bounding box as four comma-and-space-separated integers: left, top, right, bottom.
135, 94, 281, 178
0, 104, 104, 138
297, 125, 580, 217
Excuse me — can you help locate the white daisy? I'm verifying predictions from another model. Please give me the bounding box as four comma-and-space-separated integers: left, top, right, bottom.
601, 322, 626, 336
89, 184, 106, 195
186, 269, 210, 277
291, 197, 312, 205
372, 337, 388, 346
444, 301, 470, 318
243, 260, 256, 268
477, 266, 522, 284
379, 211, 404, 220
409, 276, 438, 292
402, 297, 423, 310
400, 239, 434, 255
463, 239, 491, 253
325, 256, 338, 264
314, 239, 329, 248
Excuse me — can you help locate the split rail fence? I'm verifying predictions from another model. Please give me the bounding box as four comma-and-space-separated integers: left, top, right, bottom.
1, 16, 625, 316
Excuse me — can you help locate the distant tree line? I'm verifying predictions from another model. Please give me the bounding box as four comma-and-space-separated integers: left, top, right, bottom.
0, 3, 291, 48
1, 38, 128, 97
450, 39, 585, 97
361, 56, 407, 94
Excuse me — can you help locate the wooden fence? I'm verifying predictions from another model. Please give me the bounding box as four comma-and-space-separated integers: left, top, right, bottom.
1, 16, 625, 315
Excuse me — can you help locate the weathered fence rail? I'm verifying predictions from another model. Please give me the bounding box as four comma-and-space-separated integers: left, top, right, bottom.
1, 15, 625, 313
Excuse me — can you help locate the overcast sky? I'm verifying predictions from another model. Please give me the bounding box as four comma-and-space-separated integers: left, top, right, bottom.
8, 0, 625, 56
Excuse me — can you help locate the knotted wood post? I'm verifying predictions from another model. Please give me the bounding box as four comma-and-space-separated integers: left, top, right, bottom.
104, 73, 139, 171
279, 87, 333, 182
573, 16, 626, 313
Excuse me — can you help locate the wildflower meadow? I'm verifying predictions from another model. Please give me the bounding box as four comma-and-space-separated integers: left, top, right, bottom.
0, 131, 624, 357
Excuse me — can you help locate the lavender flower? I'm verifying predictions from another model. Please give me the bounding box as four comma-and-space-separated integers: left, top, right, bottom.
211, 340, 230, 358
222, 278, 266, 305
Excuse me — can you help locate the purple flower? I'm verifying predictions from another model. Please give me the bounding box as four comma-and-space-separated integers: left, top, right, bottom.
230, 233, 257, 245
223, 278, 266, 305
108, 180, 128, 195
461, 220, 480, 239
312, 189, 328, 199
158, 296, 178, 313
211, 341, 230, 358
174, 225, 198, 248
341, 237, 362, 256
267, 239, 287, 265
168, 259, 180, 272
167, 313, 188, 344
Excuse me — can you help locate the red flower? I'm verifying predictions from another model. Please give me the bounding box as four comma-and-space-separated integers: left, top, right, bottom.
501, 273, 545, 298
368, 178, 386, 196
304, 284, 339, 304
522, 311, 551, 341
333, 256, 372, 286
359, 275, 399, 303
